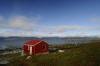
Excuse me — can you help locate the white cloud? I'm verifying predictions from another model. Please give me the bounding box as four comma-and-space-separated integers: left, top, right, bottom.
0, 16, 3, 21
0, 15, 40, 30
54, 25, 85, 33
0, 15, 100, 37
41, 25, 99, 34
33, 25, 100, 37
0, 24, 100, 37
8, 16, 38, 30
0, 29, 33, 37
0, 15, 40, 37
88, 17, 100, 22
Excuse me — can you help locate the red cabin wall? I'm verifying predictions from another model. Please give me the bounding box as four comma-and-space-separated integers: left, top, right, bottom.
34, 41, 48, 54
23, 45, 29, 55
33, 41, 48, 54
23, 41, 49, 55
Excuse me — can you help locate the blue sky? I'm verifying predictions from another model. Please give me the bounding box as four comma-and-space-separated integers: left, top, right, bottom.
0, 0, 100, 37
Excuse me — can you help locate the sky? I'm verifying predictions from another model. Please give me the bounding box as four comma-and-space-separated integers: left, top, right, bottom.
0, 0, 100, 37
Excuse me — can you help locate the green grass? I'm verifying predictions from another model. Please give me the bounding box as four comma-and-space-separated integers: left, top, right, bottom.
7, 42, 100, 66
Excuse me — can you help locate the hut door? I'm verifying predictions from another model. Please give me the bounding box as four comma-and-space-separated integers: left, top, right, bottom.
29, 46, 32, 55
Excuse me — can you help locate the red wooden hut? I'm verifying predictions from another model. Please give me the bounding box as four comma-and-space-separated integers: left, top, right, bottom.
23, 40, 49, 55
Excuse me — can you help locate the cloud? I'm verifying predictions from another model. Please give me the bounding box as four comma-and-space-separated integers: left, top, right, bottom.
0, 15, 100, 37
56, 25, 100, 32
0, 24, 100, 37
41, 25, 99, 34
34, 25, 100, 37
88, 17, 100, 22
0, 16, 3, 22
54, 25, 85, 32
8, 16, 38, 30
0, 15, 39, 30
0, 15, 40, 37
0, 29, 33, 37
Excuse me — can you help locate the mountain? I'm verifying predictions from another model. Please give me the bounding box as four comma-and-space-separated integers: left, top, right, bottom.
0, 37, 100, 49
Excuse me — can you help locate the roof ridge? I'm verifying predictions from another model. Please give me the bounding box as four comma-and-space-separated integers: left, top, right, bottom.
24, 40, 43, 45
32, 40, 42, 46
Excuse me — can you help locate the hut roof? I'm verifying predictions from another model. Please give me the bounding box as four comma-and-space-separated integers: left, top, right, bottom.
24, 40, 42, 45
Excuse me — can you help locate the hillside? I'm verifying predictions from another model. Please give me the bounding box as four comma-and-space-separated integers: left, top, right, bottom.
6, 41, 100, 66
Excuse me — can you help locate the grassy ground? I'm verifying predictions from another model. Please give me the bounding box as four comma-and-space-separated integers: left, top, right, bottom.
5, 42, 100, 66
